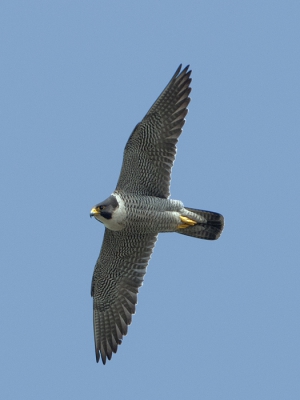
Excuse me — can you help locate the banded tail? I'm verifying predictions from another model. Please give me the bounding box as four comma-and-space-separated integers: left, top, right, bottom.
177, 207, 224, 240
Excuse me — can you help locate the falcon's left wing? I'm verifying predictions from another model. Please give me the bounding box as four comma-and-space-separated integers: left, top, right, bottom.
116, 65, 192, 199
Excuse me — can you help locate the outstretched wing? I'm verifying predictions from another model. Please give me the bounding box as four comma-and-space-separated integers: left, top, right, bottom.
116, 65, 192, 199
91, 228, 158, 364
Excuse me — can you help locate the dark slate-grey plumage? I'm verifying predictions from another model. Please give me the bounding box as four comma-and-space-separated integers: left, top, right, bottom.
90, 65, 224, 364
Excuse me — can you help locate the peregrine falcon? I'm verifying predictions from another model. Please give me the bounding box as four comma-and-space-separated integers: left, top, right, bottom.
90, 65, 224, 364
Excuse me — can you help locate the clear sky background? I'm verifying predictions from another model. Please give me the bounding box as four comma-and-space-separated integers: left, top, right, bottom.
1, 1, 299, 399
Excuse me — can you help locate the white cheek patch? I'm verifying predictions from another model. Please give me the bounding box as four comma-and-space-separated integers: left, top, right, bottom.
102, 193, 127, 231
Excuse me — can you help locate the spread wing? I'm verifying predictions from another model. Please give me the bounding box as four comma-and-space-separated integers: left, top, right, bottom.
91, 228, 158, 364
116, 65, 192, 199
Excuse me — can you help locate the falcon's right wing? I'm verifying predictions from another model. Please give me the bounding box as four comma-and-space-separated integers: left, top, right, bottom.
91, 228, 158, 364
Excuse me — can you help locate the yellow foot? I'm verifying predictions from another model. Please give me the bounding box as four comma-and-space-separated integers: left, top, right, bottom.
177, 216, 197, 229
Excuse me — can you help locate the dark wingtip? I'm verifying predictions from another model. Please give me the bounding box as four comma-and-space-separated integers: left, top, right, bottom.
175, 64, 182, 74
181, 64, 190, 73
174, 64, 191, 78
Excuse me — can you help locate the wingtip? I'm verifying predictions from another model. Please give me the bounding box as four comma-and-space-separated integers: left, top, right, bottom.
95, 351, 100, 363
175, 64, 191, 78
95, 345, 107, 365
172, 65, 192, 93
95, 348, 107, 365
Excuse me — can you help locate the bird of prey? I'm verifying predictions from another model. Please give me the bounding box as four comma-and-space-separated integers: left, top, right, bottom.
90, 64, 224, 364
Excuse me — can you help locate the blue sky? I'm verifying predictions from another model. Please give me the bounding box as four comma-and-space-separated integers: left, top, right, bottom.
1, 1, 300, 399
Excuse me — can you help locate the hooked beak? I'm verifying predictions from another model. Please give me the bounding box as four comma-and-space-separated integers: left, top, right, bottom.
90, 207, 100, 218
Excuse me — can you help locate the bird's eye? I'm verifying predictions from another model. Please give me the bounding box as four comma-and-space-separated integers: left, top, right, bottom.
99, 205, 105, 210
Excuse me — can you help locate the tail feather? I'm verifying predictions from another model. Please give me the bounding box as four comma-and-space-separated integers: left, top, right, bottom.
177, 207, 224, 240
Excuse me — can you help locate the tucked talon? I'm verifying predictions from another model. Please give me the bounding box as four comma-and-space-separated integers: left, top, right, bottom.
178, 215, 197, 229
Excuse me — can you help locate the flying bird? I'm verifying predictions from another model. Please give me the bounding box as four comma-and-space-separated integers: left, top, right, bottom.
90, 65, 224, 364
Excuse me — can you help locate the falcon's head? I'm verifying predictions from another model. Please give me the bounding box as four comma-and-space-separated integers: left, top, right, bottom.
90, 194, 125, 231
